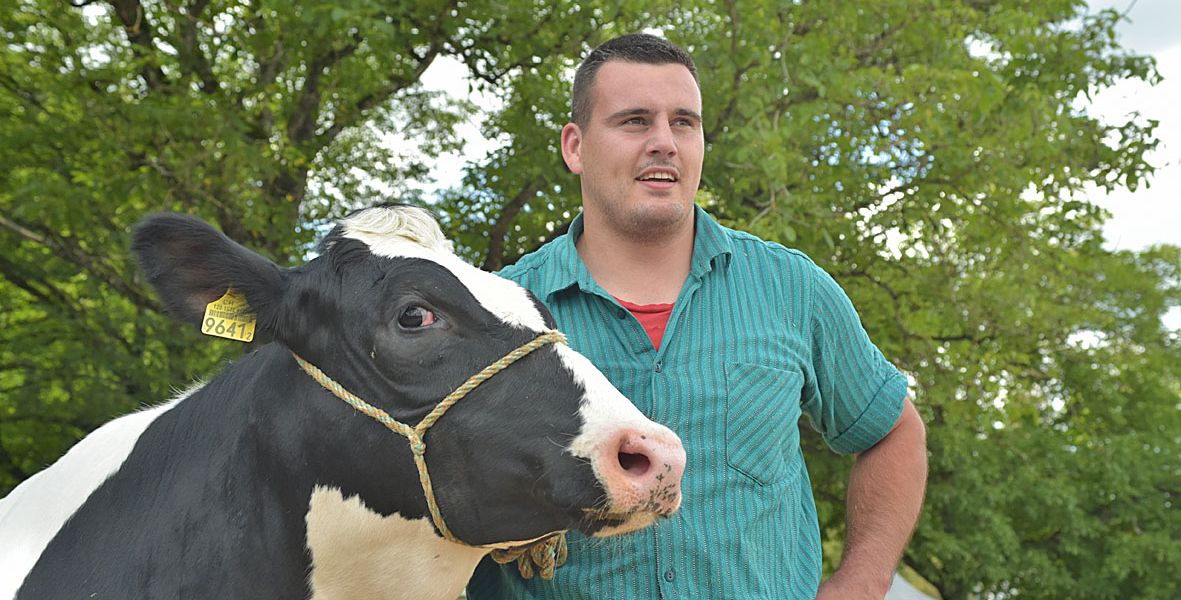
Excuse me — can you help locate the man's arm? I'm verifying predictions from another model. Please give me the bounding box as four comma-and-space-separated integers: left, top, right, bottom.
817, 394, 928, 600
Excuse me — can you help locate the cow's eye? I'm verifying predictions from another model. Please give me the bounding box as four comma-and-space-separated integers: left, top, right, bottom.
397, 305, 436, 329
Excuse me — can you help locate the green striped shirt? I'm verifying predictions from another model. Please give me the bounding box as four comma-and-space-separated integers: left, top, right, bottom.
469, 206, 907, 599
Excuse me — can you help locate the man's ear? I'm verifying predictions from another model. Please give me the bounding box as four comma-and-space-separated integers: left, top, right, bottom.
132, 213, 286, 334
560, 122, 584, 174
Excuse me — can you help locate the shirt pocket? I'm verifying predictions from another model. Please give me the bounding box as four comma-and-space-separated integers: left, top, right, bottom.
724, 363, 803, 485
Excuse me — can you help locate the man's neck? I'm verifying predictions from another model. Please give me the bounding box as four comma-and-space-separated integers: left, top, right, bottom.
575, 212, 695, 305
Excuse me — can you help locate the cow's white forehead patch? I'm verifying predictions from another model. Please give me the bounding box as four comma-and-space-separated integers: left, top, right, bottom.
340, 206, 547, 332
339, 205, 454, 254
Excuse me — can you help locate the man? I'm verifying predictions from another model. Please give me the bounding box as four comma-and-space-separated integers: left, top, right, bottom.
469, 33, 927, 600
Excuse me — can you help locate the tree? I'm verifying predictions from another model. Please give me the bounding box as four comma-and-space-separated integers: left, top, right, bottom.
0, 0, 654, 494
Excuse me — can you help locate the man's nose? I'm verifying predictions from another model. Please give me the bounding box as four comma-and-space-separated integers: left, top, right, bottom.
646, 121, 677, 156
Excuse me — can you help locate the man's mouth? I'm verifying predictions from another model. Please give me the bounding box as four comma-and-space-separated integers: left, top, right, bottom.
636, 169, 679, 184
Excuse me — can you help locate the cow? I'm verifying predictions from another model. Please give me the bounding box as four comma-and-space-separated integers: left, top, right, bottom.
0, 204, 686, 600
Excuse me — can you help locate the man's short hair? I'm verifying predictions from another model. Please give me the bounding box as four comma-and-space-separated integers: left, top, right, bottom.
571, 33, 698, 127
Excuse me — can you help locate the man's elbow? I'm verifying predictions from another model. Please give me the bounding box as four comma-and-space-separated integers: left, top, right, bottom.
895, 392, 927, 446
859, 388, 927, 459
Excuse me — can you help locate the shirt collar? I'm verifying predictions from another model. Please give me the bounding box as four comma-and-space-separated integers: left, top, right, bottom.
688, 204, 734, 278
538, 205, 734, 301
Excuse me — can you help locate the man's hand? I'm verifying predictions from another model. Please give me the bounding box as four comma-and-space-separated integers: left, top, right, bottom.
819, 394, 927, 600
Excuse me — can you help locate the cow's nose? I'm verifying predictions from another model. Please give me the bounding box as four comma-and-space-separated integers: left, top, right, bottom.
598, 427, 686, 516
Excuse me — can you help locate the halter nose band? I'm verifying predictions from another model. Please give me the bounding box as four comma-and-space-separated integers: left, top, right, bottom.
292, 329, 570, 578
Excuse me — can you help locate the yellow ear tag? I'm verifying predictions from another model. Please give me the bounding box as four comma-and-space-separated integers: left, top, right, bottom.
201, 288, 257, 343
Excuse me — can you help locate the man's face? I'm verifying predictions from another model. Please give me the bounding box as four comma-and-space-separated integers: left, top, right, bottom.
561, 61, 704, 240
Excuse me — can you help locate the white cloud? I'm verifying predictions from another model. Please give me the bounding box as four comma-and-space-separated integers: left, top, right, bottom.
1082, 0, 1181, 254
417, 56, 507, 193
374, 56, 505, 197
1087, 0, 1180, 53
1084, 45, 1181, 252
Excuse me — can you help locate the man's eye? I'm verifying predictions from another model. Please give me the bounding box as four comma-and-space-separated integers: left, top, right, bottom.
397, 306, 437, 329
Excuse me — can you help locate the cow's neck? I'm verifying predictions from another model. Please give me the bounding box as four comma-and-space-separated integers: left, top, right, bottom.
110, 344, 447, 595
254, 345, 498, 597
252, 345, 436, 520
304, 485, 487, 600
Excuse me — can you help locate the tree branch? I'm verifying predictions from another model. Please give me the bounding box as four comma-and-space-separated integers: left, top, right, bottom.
107, 0, 168, 90
0, 263, 142, 358
0, 254, 80, 312
0, 213, 160, 312
512, 218, 572, 266
0, 74, 48, 113
238, 10, 286, 140
174, 0, 220, 94
482, 176, 546, 271
0, 360, 40, 373
311, 42, 442, 152
287, 31, 364, 144
454, 1, 601, 90
301, 0, 454, 151
854, 21, 905, 63
707, 0, 750, 145
839, 268, 912, 340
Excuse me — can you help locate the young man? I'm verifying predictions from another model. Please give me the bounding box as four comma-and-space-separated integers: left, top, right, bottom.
468, 33, 927, 600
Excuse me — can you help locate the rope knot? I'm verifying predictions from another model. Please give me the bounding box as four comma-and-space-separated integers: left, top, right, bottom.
490, 532, 568, 580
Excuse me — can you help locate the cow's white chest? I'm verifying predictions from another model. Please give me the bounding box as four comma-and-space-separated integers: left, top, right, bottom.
305, 486, 487, 600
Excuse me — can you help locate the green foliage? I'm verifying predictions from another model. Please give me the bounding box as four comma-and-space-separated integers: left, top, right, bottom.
0, 0, 642, 492
1, 1, 1176, 598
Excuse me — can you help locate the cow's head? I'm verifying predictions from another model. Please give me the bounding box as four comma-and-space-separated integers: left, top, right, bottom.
132, 204, 684, 546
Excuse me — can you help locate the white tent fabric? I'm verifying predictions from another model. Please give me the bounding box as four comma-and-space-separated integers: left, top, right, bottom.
887, 572, 938, 600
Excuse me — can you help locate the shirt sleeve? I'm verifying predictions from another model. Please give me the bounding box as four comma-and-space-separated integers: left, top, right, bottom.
800, 262, 908, 455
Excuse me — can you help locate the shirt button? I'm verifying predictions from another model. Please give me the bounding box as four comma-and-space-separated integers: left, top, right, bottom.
654, 361, 663, 373
663, 568, 676, 582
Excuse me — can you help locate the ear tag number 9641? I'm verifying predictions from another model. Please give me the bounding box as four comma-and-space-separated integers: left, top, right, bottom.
202, 289, 257, 343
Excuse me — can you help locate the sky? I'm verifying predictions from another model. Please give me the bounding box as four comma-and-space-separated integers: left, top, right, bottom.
1082, 0, 1180, 252
1082, 0, 1180, 328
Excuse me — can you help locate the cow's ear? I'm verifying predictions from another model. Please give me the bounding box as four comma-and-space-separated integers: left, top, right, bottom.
132, 213, 286, 333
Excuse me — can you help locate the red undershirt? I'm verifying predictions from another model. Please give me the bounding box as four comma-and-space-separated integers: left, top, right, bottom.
614, 296, 675, 351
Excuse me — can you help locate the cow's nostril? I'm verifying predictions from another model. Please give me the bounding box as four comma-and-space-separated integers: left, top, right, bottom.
618, 451, 651, 476
598, 429, 685, 518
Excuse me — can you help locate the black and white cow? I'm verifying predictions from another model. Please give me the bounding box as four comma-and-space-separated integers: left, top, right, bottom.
0, 204, 686, 600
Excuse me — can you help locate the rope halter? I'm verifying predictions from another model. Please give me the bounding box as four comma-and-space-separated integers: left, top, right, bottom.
291, 329, 570, 579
